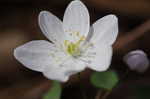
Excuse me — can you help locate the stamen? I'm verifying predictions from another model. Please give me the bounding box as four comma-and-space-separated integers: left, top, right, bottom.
63, 31, 85, 57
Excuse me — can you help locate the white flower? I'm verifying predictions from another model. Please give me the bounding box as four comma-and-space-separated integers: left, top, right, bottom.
14, 0, 118, 82
123, 50, 149, 73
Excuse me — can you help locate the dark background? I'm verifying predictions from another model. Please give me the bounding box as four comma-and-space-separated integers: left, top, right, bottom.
0, 0, 150, 99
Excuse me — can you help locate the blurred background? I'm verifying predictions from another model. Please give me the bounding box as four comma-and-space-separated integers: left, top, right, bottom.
0, 0, 150, 99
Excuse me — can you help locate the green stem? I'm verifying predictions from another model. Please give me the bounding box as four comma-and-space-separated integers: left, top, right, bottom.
43, 81, 62, 99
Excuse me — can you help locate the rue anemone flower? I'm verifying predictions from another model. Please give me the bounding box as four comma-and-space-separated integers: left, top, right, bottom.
14, 0, 118, 82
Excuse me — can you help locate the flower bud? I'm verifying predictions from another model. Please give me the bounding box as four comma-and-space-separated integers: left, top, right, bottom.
123, 50, 149, 73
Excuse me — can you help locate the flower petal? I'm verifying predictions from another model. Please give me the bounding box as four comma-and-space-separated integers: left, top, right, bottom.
80, 44, 112, 71
43, 58, 86, 82
43, 65, 69, 82
89, 15, 118, 45
38, 11, 65, 45
14, 40, 62, 72
63, 0, 90, 42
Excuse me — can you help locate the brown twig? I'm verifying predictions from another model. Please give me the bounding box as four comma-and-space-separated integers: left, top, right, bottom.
0, 76, 51, 99
86, 0, 150, 17
101, 90, 111, 99
113, 19, 150, 51
95, 90, 102, 99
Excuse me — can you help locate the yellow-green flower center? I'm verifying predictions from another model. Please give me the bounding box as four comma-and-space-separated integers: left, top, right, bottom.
64, 36, 85, 57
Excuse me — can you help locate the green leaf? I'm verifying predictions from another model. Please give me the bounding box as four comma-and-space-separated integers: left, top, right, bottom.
90, 70, 119, 90
43, 81, 62, 99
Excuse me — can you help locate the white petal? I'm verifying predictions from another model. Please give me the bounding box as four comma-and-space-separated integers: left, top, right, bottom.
14, 40, 61, 72
90, 15, 118, 45
80, 44, 112, 71
63, 0, 90, 42
38, 11, 65, 45
43, 58, 86, 82
43, 65, 69, 82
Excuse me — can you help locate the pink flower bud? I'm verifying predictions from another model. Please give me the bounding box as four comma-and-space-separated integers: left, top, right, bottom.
123, 50, 149, 73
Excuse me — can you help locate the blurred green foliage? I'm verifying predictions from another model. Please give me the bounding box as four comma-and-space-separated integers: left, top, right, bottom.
90, 70, 119, 90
